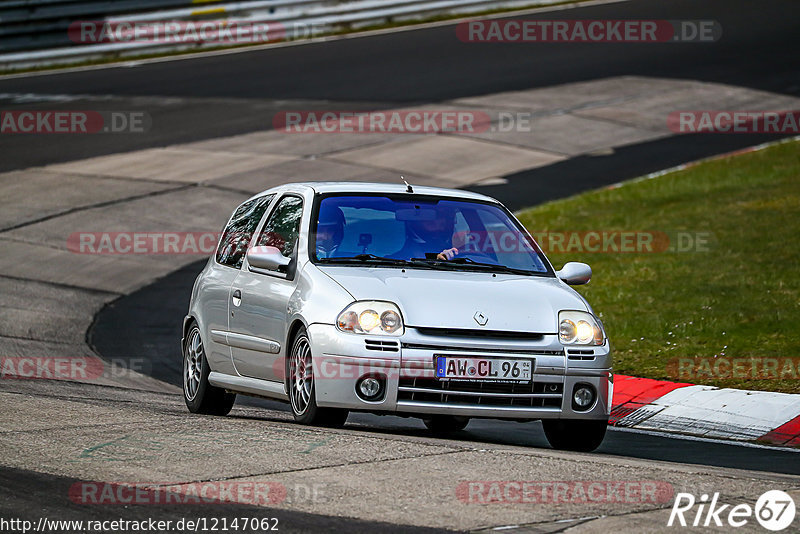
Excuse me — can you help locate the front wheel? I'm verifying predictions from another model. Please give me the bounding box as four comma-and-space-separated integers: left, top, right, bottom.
288, 328, 349, 427
423, 415, 470, 434
183, 323, 236, 415
542, 419, 607, 452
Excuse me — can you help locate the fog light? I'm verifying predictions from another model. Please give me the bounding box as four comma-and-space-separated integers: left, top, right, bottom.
572, 384, 596, 411
356, 376, 385, 401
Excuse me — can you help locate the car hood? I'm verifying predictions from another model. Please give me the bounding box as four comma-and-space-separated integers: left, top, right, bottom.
317, 266, 588, 333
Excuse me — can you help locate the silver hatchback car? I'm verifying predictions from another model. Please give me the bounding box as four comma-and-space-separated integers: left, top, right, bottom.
182, 182, 612, 451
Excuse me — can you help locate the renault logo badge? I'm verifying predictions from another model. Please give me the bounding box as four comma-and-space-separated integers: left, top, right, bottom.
473, 311, 488, 326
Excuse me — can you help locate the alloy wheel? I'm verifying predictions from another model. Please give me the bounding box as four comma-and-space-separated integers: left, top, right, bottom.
184, 328, 203, 401
290, 336, 313, 415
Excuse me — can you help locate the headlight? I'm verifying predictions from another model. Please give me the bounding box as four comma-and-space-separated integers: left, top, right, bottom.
337, 301, 404, 336
559, 311, 604, 346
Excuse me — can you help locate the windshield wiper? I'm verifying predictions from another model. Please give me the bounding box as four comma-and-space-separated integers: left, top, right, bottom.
321, 255, 536, 275
410, 257, 535, 276
319, 254, 412, 266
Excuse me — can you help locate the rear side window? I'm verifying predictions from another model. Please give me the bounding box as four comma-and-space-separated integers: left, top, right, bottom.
215, 195, 274, 269
255, 196, 303, 258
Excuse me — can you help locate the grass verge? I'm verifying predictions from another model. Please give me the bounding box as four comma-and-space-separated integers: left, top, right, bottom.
517, 139, 800, 393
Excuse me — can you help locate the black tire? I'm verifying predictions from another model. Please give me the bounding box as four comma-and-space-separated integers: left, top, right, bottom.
423, 415, 470, 434
288, 327, 349, 427
183, 323, 236, 416
542, 419, 607, 452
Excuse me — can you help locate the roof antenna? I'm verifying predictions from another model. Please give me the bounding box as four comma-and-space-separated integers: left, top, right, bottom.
401, 175, 413, 193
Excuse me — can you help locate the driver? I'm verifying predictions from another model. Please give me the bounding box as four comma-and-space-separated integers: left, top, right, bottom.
315, 207, 345, 259
396, 205, 460, 261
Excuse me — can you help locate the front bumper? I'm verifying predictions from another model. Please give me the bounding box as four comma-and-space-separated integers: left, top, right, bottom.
308, 324, 611, 421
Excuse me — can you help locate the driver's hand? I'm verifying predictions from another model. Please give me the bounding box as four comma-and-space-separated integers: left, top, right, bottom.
437, 247, 459, 261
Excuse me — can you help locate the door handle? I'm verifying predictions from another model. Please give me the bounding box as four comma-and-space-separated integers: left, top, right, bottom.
232, 289, 242, 307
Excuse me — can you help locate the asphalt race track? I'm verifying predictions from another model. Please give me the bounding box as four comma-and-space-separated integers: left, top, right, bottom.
2, 0, 800, 530
0, 0, 798, 172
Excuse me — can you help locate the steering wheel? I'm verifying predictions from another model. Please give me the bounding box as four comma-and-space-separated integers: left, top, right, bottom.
454, 249, 499, 264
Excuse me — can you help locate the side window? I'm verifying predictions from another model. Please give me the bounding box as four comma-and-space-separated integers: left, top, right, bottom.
255, 196, 303, 258
215, 195, 274, 269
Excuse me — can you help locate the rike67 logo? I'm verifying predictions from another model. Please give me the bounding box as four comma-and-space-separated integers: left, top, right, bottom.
668, 490, 796, 531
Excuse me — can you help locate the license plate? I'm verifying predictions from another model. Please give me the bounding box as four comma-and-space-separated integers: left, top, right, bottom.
435, 356, 532, 382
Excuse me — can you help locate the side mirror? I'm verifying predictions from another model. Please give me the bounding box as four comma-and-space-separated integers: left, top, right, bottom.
556, 262, 592, 285
247, 246, 290, 272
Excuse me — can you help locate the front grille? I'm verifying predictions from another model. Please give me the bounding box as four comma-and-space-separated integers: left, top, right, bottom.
365, 339, 399, 352
413, 327, 544, 341
402, 343, 564, 355
398, 377, 563, 408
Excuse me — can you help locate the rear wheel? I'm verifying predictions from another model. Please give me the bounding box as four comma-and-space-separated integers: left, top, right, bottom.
288, 327, 349, 427
423, 415, 470, 434
183, 323, 236, 415
542, 419, 607, 452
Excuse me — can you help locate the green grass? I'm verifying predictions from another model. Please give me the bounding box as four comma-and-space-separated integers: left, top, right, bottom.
516, 139, 800, 393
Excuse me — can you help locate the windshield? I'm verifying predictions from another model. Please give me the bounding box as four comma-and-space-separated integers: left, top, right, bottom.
311, 194, 552, 275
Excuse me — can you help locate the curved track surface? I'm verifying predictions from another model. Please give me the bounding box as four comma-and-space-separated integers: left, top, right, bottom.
91, 263, 800, 477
